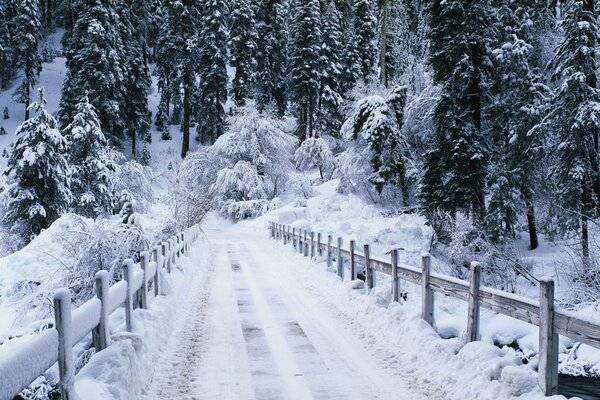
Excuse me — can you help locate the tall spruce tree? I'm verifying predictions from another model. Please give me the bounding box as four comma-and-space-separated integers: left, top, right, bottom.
537, 0, 600, 260
354, 0, 377, 82
317, 0, 344, 137
255, 0, 288, 116
421, 0, 494, 226
2, 90, 71, 240
486, 1, 550, 248
289, 0, 322, 140
196, 0, 228, 145
13, 0, 42, 120
0, 1, 16, 90
229, 0, 257, 107
65, 96, 116, 217
59, 0, 127, 142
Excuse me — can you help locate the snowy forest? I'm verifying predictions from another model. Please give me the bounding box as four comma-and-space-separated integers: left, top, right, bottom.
1, 0, 600, 397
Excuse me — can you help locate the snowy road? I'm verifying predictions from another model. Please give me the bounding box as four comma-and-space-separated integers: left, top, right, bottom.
144, 222, 435, 400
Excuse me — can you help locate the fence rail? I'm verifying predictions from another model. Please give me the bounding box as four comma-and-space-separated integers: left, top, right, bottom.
0, 225, 201, 400
270, 222, 600, 397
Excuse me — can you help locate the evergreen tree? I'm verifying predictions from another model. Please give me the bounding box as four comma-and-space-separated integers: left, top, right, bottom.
2, 90, 71, 240
354, 0, 377, 81
59, 0, 127, 142
536, 0, 600, 260
255, 0, 289, 116
196, 0, 228, 145
486, 1, 550, 248
289, 0, 322, 140
13, 0, 43, 120
317, 0, 344, 137
65, 96, 116, 217
0, 1, 16, 90
339, 20, 360, 93
229, 0, 257, 107
420, 0, 494, 225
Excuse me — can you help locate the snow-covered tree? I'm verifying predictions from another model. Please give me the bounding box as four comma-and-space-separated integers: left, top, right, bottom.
65, 96, 116, 218
13, 0, 42, 120
354, 0, 377, 82
294, 137, 335, 181
255, 0, 288, 116
229, 0, 257, 107
535, 0, 600, 260
2, 90, 71, 240
289, 0, 322, 139
196, 0, 228, 145
340, 86, 409, 204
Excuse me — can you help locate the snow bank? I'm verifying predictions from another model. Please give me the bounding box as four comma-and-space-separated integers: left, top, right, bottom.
73, 237, 209, 399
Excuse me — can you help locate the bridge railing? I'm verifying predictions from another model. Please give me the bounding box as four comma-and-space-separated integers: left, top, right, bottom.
269, 222, 600, 397
0, 224, 202, 400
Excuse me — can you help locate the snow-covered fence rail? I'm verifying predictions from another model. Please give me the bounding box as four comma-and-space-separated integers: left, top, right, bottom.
0, 225, 202, 400
269, 222, 600, 397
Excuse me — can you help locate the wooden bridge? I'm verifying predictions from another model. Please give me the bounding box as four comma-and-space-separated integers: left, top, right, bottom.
269, 222, 600, 397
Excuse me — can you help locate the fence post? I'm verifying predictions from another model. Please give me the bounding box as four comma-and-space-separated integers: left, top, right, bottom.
162, 241, 170, 274
337, 237, 343, 279
288, 226, 292, 245
299, 230, 304, 254
350, 240, 356, 280
123, 259, 134, 332
139, 251, 149, 309
292, 227, 296, 249
391, 249, 399, 302
317, 233, 322, 256
466, 262, 481, 343
538, 277, 558, 396
364, 244, 374, 293
270, 222, 274, 238
54, 289, 76, 400
180, 233, 185, 255
304, 230, 309, 256
171, 236, 177, 265
421, 254, 434, 325
93, 271, 110, 351
152, 246, 161, 296
310, 232, 315, 258
327, 235, 332, 269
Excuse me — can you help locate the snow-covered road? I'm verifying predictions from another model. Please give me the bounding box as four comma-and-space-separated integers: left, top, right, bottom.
143, 221, 434, 400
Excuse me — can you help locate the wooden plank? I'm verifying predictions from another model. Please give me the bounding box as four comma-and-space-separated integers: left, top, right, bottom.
317, 232, 322, 256
93, 270, 110, 351
538, 278, 558, 396
139, 251, 149, 309
310, 232, 315, 258
429, 273, 470, 302
123, 259, 134, 332
327, 235, 332, 269
54, 289, 76, 400
478, 287, 540, 325
364, 244, 375, 292
466, 262, 481, 343
555, 310, 600, 349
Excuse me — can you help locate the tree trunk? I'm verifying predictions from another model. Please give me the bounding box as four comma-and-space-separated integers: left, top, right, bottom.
379, 0, 389, 87
582, 182, 591, 264
24, 83, 30, 120
131, 129, 136, 157
46, 0, 52, 28
182, 69, 190, 158
522, 188, 539, 250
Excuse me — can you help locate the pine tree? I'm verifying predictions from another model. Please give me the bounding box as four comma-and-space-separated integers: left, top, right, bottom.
2, 90, 71, 240
354, 0, 377, 82
536, 0, 600, 260
0, 1, 16, 90
13, 0, 42, 120
420, 0, 494, 225
196, 0, 228, 145
339, 20, 360, 93
317, 0, 344, 137
289, 0, 322, 140
229, 0, 257, 107
255, 0, 288, 116
59, 0, 127, 142
486, 1, 550, 248
65, 96, 116, 217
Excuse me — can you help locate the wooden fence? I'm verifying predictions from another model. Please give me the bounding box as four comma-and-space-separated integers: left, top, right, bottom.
0, 225, 201, 400
269, 222, 600, 396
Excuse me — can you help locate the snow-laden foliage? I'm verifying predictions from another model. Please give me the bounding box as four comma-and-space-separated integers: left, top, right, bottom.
1, 93, 71, 240
65, 96, 117, 218
286, 174, 316, 199
294, 137, 335, 181
338, 86, 409, 205
112, 161, 155, 213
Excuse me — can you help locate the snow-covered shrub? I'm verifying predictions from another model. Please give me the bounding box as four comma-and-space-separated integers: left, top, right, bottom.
191, 102, 295, 219
116, 190, 135, 225
294, 137, 335, 181
338, 86, 410, 206
0, 227, 24, 256
112, 160, 154, 213
286, 174, 315, 199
